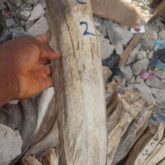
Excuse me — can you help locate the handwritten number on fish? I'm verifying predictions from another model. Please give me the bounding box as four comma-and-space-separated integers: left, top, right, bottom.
142, 149, 149, 156
76, 0, 86, 4
80, 21, 95, 36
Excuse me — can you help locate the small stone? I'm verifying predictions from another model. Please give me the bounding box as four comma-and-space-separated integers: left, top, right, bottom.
148, 51, 154, 60
98, 23, 107, 37
6, 18, 15, 27
113, 23, 133, 46
136, 76, 144, 84
136, 51, 147, 60
158, 29, 165, 40
19, 10, 31, 20
114, 43, 124, 55
153, 31, 158, 40
27, 17, 48, 36
141, 39, 154, 50
134, 83, 156, 105
93, 17, 102, 27
102, 66, 112, 83
132, 58, 149, 76
9, 0, 21, 7
28, 4, 45, 22
21, 4, 33, 12
128, 77, 135, 84
120, 65, 133, 81
136, 43, 142, 50
151, 88, 165, 104
98, 31, 114, 60
26, 21, 35, 31
26, 0, 38, 5
146, 77, 165, 89
144, 25, 158, 40
113, 75, 123, 83
155, 19, 165, 29
0, 3, 6, 10
39, 0, 46, 8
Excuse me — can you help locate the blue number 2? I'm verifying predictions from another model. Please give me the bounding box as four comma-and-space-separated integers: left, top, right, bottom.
76, 0, 86, 4
80, 21, 95, 36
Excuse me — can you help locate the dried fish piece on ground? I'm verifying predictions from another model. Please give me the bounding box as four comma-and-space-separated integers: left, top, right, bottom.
42, 148, 59, 165
134, 124, 165, 165
112, 108, 152, 165
107, 91, 150, 165
158, 158, 165, 165
22, 155, 42, 165
143, 138, 165, 164
125, 126, 157, 165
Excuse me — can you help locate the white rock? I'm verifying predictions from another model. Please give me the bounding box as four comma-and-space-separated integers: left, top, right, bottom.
120, 65, 133, 81
141, 39, 154, 50
144, 25, 158, 40
158, 30, 165, 40
98, 23, 107, 37
9, 0, 21, 7
93, 17, 101, 27
28, 4, 45, 22
146, 77, 165, 89
136, 76, 144, 84
142, 25, 156, 50
134, 83, 156, 105
113, 75, 123, 83
128, 77, 135, 84
26, 0, 38, 5
27, 17, 48, 36
148, 51, 154, 60
155, 19, 165, 29
136, 51, 147, 60
0, 124, 22, 165
136, 43, 142, 50
19, 10, 30, 20
153, 31, 158, 40
132, 58, 149, 76
39, 0, 46, 8
113, 24, 133, 46
102, 66, 112, 83
6, 18, 15, 27
114, 43, 124, 55
151, 88, 165, 104
98, 32, 114, 60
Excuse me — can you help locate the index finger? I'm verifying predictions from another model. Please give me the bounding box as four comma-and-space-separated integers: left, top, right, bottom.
41, 45, 61, 60
36, 34, 48, 44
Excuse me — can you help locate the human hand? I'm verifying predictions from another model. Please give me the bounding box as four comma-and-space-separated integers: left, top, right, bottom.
0, 34, 60, 105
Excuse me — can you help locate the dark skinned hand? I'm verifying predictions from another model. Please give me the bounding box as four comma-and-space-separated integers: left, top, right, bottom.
0, 34, 60, 106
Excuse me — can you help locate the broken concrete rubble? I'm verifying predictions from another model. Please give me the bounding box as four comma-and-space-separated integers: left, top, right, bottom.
19, 10, 31, 20
136, 51, 147, 60
98, 31, 115, 60
0, 124, 22, 165
120, 65, 133, 81
27, 4, 45, 22
132, 58, 149, 76
27, 17, 48, 36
